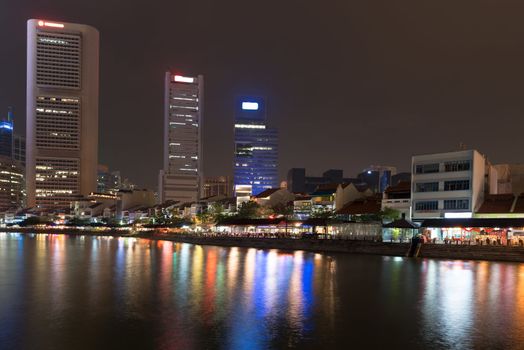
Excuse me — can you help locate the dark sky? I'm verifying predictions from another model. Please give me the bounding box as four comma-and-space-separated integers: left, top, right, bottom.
2, 0, 524, 189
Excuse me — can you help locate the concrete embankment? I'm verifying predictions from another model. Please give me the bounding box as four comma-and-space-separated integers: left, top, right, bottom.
419, 244, 524, 263
145, 234, 524, 263
147, 234, 411, 256
5, 229, 524, 262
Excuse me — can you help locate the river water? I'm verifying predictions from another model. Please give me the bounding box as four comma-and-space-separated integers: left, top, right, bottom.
0, 233, 523, 349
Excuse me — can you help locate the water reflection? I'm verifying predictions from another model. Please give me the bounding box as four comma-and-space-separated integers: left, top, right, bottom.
418, 259, 524, 350
0, 234, 523, 349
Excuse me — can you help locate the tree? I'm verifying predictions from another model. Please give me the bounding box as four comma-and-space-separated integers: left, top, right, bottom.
208, 203, 226, 223
380, 207, 401, 222
271, 203, 293, 217
236, 201, 261, 219
195, 212, 213, 226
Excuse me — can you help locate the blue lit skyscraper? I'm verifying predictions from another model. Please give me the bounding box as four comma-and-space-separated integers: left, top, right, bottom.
0, 108, 14, 158
234, 96, 278, 196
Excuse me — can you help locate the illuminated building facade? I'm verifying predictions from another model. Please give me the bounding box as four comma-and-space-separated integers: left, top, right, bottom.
0, 156, 25, 211
26, 19, 99, 208
203, 176, 233, 198
97, 164, 122, 194
0, 108, 14, 158
234, 96, 278, 196
159, 72, 203, 203
411, 150, 487, 221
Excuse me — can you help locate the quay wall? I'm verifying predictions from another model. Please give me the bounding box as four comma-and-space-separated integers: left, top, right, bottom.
148, 234, 524, 262
3, 228, 524, 263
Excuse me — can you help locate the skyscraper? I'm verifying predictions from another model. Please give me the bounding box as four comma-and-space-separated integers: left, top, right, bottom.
26, 19, 99, 208
234, 96, 278, 196
159, 72, 204, 204
0, 108, 14, 158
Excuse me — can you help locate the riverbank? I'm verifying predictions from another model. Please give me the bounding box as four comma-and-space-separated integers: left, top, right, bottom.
3, 229, 524, 263
143, 233, 524, 263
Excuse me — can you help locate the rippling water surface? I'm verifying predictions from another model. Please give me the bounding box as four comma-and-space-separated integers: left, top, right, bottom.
0, 233, 523, 349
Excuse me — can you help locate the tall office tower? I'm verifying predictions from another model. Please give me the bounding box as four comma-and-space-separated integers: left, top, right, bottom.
234, 96, 278, 196
26, 19, 99, 208
158, 72, 204, 204
0, 108, 14, 158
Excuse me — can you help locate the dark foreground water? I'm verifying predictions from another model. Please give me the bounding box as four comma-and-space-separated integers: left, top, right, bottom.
0, 233, 523, 349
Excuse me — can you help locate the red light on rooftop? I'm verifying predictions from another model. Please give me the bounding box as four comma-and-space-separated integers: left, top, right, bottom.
173, 75, 194, 83
37, 20, 65, 28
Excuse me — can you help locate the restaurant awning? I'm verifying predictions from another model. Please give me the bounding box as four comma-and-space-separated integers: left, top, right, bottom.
383, 218, 419, 229
421, 218, 524, 228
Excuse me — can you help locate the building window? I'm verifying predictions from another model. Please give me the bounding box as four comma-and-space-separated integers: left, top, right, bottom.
415, 182, 439, 192
444, 180, 470, 191
444, 199, 469, 210
415, 201, 438, 211
444, 160, 470, 172
415, 163, 439, 174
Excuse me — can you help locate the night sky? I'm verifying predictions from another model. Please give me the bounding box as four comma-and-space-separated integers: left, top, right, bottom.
2, 0, 524, 189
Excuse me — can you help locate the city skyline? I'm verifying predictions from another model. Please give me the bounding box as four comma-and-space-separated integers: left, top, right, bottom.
3, 1, 524, 190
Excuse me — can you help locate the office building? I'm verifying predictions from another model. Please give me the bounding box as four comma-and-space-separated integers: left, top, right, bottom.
411, 150, 487, 220
203, 176, 233, 198
159, 72, 203, 204
287, 168, 359, 194
0, 108, 14, 158
234, 96, 278, 196
359, 165, 397, 193
26, 19, 99, 208
97, 164, 122, 194
0, 156, 25, 211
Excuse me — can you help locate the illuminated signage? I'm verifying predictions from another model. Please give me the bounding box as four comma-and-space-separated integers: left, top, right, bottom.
234, 124, 266, 129
174, 75, 194, 83
241, 102, 259, 110
0, 122, 13, 131
444, 212, 472, 219
37, 20, 65, 28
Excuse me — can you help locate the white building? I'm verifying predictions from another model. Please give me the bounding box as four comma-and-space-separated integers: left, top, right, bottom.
26, 19, 99, 208
159, 72, 203, 204
411, 150, 487, 220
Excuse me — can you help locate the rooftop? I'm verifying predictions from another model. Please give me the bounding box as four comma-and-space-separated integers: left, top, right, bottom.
336, 196, 382, 215
477, 194, 515, 213
254, 188, 281, 198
